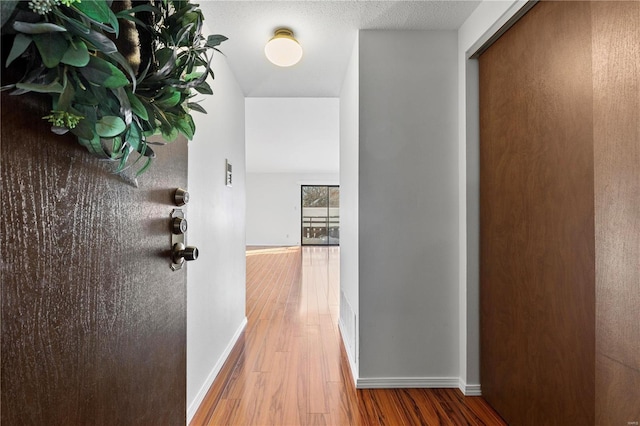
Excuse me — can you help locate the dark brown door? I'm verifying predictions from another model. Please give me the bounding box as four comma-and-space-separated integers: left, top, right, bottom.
479, 2, 595, 425
1, 90, 187, 422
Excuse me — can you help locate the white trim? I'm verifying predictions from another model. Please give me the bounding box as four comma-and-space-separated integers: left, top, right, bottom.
186, 317, 248, 424
458, 378, 482, 396
338, 319, 358, 385
356, 377, 460, 389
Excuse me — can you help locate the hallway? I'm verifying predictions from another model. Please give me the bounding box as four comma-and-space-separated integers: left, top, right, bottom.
192, 246, 505, 425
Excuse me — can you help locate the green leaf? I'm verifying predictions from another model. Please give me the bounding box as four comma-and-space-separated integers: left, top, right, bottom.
115, 147, 132, 172
176, 114, 195, 139
78, 134, 108, 157
74, 0, 112, 23
66, 24, 117, 53
53, 10, 89, 34
186, 114, 196, 136
111, 87, 132, 125
57, 75, 75, 110
156, 89, 181, 108
70, 116, 95, 140
175, 22, 195, 47
5, 34, 32, 68
194, 81, 212, 95
141, 144, 155, 157
80, 56, 129, 88
83, 28, 117, 53
33, 32, 69, 68
108, 51, 137, 91
151, 103, 172, 129
187, 102, 207, 114
61, 40, 90, 67
126, 89, 149, 121
126, 120, 143, 152
13, 21, 67, 34
161, 126, 179, 143
101, 90, 122, 115
155, 48, 177, 78
110, 137, 123, 158
184, 71, 203, 82
108, 9, 120, 37
96, 116, 126, 137
206, 34, 228, 48
142, 103, 155, 128
15, 81, 64, 94
0, 0, 19, 29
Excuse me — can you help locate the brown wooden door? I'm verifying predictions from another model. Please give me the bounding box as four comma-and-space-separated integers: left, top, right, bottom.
1, 89, 188, 423
592, 2, 640, 424
479, 2, 595, 425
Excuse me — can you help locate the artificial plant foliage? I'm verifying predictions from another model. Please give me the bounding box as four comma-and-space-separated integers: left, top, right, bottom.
1, 0, 227, 176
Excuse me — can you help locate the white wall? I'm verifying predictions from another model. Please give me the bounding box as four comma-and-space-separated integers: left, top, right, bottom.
456, 0, 531, 394
338, 35, 360, 380
245, 98, 339, 174
244, 97, 340, 246
186, 52, 246, 421
356, 30, 460, 384
245, 172, 339, 246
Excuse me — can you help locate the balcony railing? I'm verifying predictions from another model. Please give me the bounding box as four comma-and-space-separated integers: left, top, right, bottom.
302, 216, 340, 242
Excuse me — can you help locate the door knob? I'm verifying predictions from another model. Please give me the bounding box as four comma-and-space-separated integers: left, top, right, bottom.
172, 242, 199, 265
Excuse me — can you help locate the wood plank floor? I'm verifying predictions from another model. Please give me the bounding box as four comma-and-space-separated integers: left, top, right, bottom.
191, 246, 506, 425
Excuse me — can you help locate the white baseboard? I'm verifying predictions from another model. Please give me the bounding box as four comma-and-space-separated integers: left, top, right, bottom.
458, 378, 482, 396
356, 376, 460, 389
186, 317, 248, 424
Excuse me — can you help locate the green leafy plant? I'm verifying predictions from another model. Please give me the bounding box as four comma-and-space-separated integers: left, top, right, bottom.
1, 0, 226, 175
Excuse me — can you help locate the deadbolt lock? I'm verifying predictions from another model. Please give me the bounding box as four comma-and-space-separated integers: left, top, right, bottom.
172, 216, 188, 234
170, 208, 198, 271
174, 188, 190, 206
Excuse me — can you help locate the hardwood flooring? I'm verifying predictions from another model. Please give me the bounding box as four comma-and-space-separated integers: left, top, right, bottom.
191, 246, 506, 425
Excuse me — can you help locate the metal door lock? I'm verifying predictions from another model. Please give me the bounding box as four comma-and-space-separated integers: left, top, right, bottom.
170, 208, 198, 271
172, 216, 188, 234
173, 188, 189, 206
172, 242, 199, 264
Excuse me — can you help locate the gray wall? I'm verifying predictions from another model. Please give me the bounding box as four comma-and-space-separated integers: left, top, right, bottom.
343, 30, 460, 383
186, 53, 246, 420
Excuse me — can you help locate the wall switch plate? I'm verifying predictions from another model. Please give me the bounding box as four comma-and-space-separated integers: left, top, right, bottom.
225, 159, 232, 187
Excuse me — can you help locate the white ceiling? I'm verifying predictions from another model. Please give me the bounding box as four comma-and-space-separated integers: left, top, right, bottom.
202, 1, 481, 175
200, 1, 482, 97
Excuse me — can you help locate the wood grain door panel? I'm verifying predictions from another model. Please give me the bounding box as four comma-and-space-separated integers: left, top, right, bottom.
479, 2, 595, 424
593, 2, 640, 424
1, 87, 187, 423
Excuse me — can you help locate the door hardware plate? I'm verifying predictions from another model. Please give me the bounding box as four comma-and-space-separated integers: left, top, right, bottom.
170, 209, 186, 271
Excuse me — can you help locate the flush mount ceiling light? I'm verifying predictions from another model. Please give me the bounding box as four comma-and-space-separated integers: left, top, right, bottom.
264, 28, 303, 67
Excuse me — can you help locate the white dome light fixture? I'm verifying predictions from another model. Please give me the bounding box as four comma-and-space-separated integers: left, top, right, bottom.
265, 28, 303, 67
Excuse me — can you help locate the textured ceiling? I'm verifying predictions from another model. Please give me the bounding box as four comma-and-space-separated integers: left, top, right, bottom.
200, 1, 481, 97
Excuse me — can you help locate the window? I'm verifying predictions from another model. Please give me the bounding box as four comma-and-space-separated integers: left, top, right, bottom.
301, 185, 339, 246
